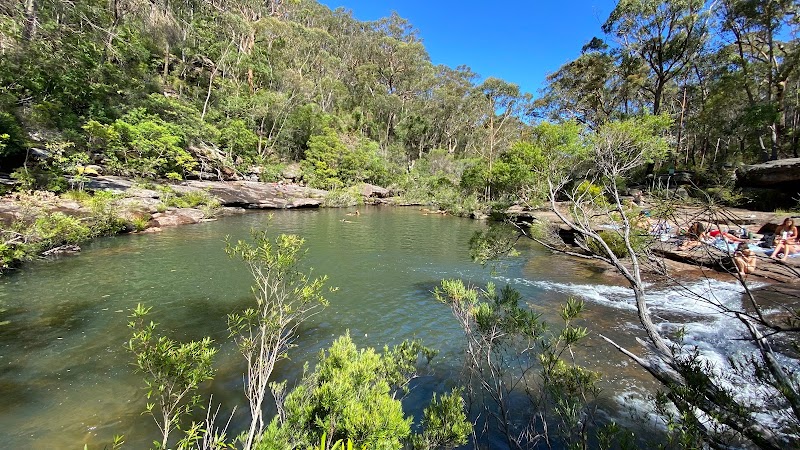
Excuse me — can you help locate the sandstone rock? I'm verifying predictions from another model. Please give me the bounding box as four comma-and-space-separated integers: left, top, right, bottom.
281, 163, 302, 181
359, 183, 390, 198
149, 208, 205, 227
118, 197, 162, 213
125, 187, 161, 199
84, 176, 135, 193
181, 180, 326, 209
83, 165, 103, 176
737, 157, 800, 188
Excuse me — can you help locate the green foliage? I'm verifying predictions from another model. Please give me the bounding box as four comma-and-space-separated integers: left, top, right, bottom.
226, 228, 331, 448
262, 333, 465, 450
257, 163, 288, 183
0, 111, 26, 163
220, 119, 259, 161
161, 187, 220, 211
435, 280, 604, 448
401, 150, 482, 214
0, 239, 28, 271
586, 229, 652, 259
83, 110, 197, 179
279, 333, 413, 448
128, 304, 217, 450
32, 212, 91, 248
538, 299, 601, 448
10, 168, 37, 191
83, 191, 126, 237
469, 223, 521, 265
412, 388, 471, 450
591, 114, 672, 171
303, 128, 387, 190
140, 94, 219, 145
130, 216, 150, 232
322, 187, 363, 208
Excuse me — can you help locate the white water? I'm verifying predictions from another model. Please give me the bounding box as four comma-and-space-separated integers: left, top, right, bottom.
501, 275, 797, 434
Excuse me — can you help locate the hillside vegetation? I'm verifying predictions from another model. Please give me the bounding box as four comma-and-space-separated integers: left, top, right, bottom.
0, 0, 797, 208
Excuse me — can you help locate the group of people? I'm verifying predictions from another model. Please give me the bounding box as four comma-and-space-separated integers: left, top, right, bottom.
676, 217, 798, 276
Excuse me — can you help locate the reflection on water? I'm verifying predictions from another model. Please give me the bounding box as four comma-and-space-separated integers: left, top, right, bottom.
0, 207, 770, 448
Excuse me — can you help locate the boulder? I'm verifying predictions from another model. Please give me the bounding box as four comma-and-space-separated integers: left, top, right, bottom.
84, 176, 135, 193
118, 197, 162, 213
149, 208, 205, 227
281, 163, 302, 181
359, 183, 390, 198
124, 187, 161, 199
182, 180, 326, 209
83, 165, 103, 176
737, 157, 800, 188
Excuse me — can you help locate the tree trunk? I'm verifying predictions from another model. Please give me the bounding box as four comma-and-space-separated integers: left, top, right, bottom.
791, 109, 799, 158
22, 0, 37, 41
163, 42, 170, 80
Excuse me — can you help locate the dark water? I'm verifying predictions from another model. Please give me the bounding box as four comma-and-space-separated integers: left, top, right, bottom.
0, 207, 763, 448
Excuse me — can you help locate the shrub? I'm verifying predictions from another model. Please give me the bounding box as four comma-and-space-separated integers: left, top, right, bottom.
303, 128, 387, 189
33, 212, 91, 248
586, 229, 652, 258
84, 191, 125, 237
83, 109, 198, 179
130, 216, 150, 232
0, 240, 29, 271
257, 162, 287, 183
161, 188, 220, 211
322, 187, 362, 208
261, 333, 467, 450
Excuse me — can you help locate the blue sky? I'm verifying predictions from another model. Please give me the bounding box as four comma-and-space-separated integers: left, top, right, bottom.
317, 0, 616, 96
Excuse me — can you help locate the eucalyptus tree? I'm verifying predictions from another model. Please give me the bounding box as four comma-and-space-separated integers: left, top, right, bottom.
468, 78, 532, 201
719, 0, 800, 160
537, 39, 616, 126
428, 65, 482, 155
602, 0, 709, 116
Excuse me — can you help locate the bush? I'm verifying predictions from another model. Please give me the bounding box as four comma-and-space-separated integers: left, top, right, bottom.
257, 162, 287, 183
83, 109, 197, 179
160, 188, 220, 212
0, 111, 27, 165
303, 128, 387, 189
586, 229, 652, 258
322, 187, 363, 208
260, 333, 467, 450
33, 212, 91, 248
0, 239, 29, 271
84, 191, 126, 237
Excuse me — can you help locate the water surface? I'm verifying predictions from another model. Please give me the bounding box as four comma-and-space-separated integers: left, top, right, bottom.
0, 206, 766, 448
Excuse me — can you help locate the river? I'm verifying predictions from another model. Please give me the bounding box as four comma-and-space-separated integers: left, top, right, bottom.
0, 206, 769, 448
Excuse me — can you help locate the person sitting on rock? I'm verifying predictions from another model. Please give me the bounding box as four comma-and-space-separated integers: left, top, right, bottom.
774, 218, 798, 241
733, 242, 757, 276
771, 218, 798, 261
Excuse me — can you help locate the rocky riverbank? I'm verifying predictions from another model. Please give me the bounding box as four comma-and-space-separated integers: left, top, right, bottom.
0, 176, 396, 270
504, 203, 800, 284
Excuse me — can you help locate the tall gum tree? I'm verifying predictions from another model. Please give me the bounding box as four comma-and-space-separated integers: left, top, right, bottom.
720, 0, 800, 160
602, 0, 709, 116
